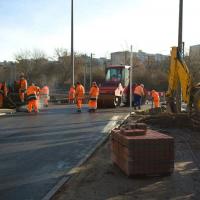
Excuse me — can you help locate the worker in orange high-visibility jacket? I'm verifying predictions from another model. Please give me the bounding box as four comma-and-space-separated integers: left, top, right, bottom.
88, 82, 99, 112
40, 85, 49, 107
75, 82, 85, 112
68, 85, 75, 104
133, 84, 144, 110
151, 90, 160, 108
19, 73, 27, 102
0, 81, 8, 108
26, 82, 40, 113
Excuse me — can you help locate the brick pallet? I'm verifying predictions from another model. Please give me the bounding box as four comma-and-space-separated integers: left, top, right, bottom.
111, 127, 174, 176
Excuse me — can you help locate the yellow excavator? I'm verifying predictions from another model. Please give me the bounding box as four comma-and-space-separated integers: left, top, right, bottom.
166, 0, 200, 128
166, 47, 200, 127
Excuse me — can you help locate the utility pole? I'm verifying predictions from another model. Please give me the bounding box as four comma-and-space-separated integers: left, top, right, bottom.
178, 0, 183, 56
130, 45, 133, 114
71, 0, 74, 86
176, 0, 183, 113
84, 64, 86, 90
90, 53, 93, 87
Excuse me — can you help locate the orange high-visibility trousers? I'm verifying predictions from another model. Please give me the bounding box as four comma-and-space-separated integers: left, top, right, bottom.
0, 94, 3, 108
76, 98, 83, 110
88, 99, 97, 110
27, 99, 38, 112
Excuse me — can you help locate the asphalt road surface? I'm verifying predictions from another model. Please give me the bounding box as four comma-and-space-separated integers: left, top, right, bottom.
0, 105, 129, 200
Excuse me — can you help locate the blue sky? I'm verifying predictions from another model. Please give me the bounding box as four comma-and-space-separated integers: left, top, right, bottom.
0, 0, 200, 61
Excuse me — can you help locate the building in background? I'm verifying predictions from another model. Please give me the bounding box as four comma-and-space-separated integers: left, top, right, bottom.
189, 44, 200, 83
111, 50, 168, 68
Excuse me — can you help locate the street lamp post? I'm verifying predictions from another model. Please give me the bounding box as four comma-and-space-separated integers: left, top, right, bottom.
90, 53, 94, 87
178, 0, 183, 55
130, 45, 133, 114
84, 64, 86, 90
176, 0, 183, 113
71, 0, 74, 86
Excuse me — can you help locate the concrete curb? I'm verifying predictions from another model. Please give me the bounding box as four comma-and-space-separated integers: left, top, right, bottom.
42, 113, 130, 200
0, 109, 16, 117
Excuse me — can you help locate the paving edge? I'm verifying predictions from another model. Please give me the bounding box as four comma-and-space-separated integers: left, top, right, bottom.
41, 113, 130, 200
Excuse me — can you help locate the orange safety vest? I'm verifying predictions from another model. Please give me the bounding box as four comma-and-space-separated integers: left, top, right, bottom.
19, 79, 27, 91
69, 87, 75, 100
41, 86, 49, 95
89, 86, 99, 99
75, 84, 85, 99
134, 85, 144, 96
152, 91, 160, 101
26, 85, 40, 101
0, 82, 7, 96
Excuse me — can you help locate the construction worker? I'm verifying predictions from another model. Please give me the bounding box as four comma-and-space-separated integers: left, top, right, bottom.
68, 85, 75, 104
151, 90, 160, 108
0, 81, 7, 108
75, 82, 85, 112
88, 82, 99, 112
114, 83, 124, 107
26, 82, 40, 113
40, 85, 49, 107
19, 73, 27, 103
133, 83, 144, 110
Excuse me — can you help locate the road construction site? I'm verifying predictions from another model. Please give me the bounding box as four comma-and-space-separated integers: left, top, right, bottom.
53, 112, 200, 200
0, 105, 129, 200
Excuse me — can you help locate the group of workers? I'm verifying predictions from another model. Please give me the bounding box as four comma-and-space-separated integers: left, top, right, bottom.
1, 74, 160, 113
133, 83, 160, 109
0, 73, 49, 113
114, 82, 160, 110
68, 81, 99, 113
68, 81, 160, 113
18, 74, 50, 113
20, 74, 49, 113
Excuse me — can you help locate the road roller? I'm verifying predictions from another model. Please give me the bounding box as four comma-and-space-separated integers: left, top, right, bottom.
97, 65, 130, 108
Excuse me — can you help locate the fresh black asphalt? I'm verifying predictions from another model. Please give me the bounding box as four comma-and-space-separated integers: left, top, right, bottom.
0, 105, 129, 200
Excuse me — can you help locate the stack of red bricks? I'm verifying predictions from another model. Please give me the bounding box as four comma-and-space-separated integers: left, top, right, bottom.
111, 123, 174, 176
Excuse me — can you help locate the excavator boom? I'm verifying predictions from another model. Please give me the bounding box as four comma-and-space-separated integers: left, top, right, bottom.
166, 46, 200, 128
167, 47, 192, 104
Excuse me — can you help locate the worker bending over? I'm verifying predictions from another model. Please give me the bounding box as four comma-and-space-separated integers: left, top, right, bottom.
19, 73, 27, 103
26, 82, 40, 113
133, 84, 144, 110
68, 85, 75, 104
40, 85, 49, 107
0, 81, 7, 108
88, 82, 99, 112
75, 82, 85, 112
151, 90, 160, 108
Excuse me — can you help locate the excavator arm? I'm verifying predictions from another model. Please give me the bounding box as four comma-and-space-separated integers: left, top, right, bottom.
166, 47, 200, 129
166, 47, 192, 111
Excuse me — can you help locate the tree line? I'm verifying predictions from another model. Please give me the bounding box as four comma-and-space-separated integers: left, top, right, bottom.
0, 48, 198, 93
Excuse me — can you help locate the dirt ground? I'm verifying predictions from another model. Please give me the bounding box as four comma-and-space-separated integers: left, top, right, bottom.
53, 113, 200, 200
